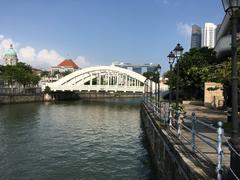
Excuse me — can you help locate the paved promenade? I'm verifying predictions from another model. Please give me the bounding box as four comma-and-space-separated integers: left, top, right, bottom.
183, 104, 227, 123
177, 105, 230, 178
144, 102, 231, 179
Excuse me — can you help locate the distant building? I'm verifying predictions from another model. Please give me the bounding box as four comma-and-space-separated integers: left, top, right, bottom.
113, 62, 159, 75
51, 59, 79, 74
191, 25, 202, 49
202, 23, 217, 48
3, 44, 18, 66
32, 68, 43, 77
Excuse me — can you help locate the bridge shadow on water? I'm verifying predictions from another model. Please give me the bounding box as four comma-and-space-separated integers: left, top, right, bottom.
54, 97, 143, 109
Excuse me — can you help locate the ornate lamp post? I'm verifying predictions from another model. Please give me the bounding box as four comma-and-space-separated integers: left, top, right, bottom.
173, 43, 184, 110
167, 51, 175, 105
221, 0, 240, 178
156, 64, 162, 103
150, 75, 153, 101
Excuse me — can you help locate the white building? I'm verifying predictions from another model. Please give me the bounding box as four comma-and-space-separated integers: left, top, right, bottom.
3, 44, 18, 66
51, 59, 79, 74
202, 23, 217, 48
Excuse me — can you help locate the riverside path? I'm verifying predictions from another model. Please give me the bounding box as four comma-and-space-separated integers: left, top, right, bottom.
140, 91, 236, 180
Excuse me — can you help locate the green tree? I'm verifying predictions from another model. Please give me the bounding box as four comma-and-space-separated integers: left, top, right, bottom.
61, 70, 72, 76
164, 47, 224, 100
41, 70, 50, 77
143, 71, 159, 83
31, 74, 41, 86
1, 65, 16, 86
44, 86, 51, 94
1, 62, 41, 88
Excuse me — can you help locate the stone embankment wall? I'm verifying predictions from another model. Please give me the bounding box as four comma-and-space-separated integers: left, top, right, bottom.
0, 95, 42, 104
140, 103, 204, 180
78, 91, 143, 98
44, 91, 142, 100
0, 91, 143, 104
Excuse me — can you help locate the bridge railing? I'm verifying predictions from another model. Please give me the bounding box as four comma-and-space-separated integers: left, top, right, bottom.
143, 94, 240, 179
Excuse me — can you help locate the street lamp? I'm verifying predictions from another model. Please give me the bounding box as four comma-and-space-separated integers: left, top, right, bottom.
149, 75, 153, 101
173, 43, 184, 110
221, 0, 240, 178
155, 64, 162, 103
167, 51, 175, 105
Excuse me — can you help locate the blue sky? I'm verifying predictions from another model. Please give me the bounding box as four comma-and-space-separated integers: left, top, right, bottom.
0, 0, 224, 72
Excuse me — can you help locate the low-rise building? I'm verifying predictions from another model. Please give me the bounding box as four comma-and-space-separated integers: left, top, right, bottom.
51, 59, 79, 74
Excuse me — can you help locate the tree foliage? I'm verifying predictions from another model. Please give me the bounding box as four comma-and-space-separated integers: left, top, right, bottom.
143, 71, 159, 83
0, 62, 40, 87
163, 47, 229, 100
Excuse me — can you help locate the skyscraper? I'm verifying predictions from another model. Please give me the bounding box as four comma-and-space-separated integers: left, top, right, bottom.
202, 23, 217, 48
191, 25, 202, 49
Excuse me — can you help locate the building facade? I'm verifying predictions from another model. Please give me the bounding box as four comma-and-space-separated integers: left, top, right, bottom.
51, 59, 79, 74
113, 62, 159, 75
3, 44, 18, 66
191, 25, 202, 49
214, 13, 240, 58
202, 23, 217, 48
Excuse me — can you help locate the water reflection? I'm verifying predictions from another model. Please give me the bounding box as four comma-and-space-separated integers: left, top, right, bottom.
0, 98, 155, 179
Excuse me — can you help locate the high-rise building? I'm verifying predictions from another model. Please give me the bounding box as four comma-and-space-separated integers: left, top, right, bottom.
191, 25, 202, 49
202, 23, 217, 48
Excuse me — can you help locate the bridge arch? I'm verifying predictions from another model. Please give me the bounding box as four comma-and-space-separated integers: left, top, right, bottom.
46, 65, 148, 93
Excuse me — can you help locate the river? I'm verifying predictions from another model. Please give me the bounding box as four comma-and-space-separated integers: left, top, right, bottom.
0, 98, 155, 180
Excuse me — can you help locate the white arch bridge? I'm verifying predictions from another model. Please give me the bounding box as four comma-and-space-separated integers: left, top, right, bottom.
46, 65, 152, 93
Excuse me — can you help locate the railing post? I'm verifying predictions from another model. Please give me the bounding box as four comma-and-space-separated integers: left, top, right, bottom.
177, 109, 181, 138
169, 105, 172, 127
216, 121, 223, 180
192, 112, 196, 152
159, 101, 162, 121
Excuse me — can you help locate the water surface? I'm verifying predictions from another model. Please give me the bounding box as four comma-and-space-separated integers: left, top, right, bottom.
0, 99, 154, 180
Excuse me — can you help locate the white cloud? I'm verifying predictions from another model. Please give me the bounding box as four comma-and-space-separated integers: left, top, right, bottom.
0, 36, 19, 64
0, 34, 91, 69
37, 49, 64, 65
0, 35, 4, 41
18, 47, 64, 69
18, 46, 36, 61
177, 22, 192, 38
75, 56, 90, 68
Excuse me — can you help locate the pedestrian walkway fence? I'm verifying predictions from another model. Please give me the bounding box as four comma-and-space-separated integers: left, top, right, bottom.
143, 92, 240, 180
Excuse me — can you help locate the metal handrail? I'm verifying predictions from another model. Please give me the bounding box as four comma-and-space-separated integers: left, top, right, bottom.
143, 96, 225, 180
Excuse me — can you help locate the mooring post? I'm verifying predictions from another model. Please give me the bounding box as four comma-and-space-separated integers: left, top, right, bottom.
216, 121, 223, 180
169, 105, 172, 127
177, 109, 181, 138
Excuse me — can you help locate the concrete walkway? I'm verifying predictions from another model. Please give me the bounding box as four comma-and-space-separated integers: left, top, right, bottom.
183, 104, 227, 123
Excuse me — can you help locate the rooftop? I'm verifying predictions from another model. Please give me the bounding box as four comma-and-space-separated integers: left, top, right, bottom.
57, 59, 79, 69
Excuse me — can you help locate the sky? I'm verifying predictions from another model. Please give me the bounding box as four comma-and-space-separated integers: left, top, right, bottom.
0, 0, 224, 73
